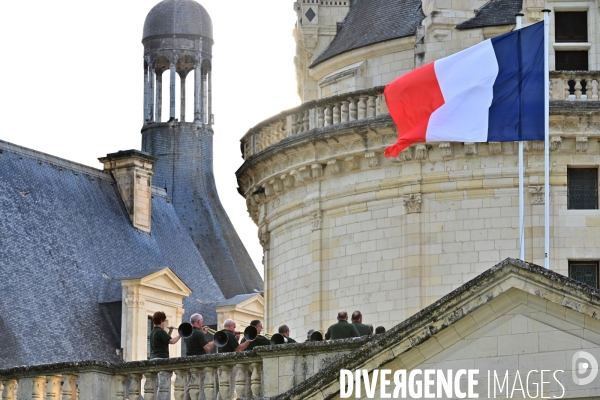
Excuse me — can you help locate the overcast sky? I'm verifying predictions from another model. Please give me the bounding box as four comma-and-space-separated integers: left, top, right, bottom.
0, 1, 301, 276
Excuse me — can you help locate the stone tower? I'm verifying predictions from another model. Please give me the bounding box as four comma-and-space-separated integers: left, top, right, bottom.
141, 0, 263, 298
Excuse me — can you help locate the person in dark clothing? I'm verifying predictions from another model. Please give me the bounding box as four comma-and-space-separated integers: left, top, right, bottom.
351, 310, 371, 336
278, 324, 297, 343
218, 319, 251, 353
184, 313, 215, 356
325, 310, 360, 340
375, 326, 386, 334
240, 320, 271, 350
149, 311, 181, 359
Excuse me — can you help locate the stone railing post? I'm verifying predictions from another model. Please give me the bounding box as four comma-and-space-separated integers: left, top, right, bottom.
235, 364, 248, 399
341, 101, 349, 123
174, 369, 186, 400
324, 105, 333, 127
358, 96, 367, 119
333, 103, 341, 125
78, 371, 114, 400
128, 373, 142, 400
367, 96, 376, 117
188, 368, 201, 400
317, 107, 324, 128
2, 380, 17, 400
61, 375, 77, 400
143, 371, 158, 400
349, 98, 357, 121
203, 367, 216, 400
250, 362, 262, 398
157, 371, 171, 400
32, 376, 47, 399
575, 79, 583, 100
115, 375, 126, 400
46, 375, 62, 400
218, 365, 231, 400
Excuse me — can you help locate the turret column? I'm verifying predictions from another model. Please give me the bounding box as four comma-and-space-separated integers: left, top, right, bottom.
155, 72, 162, 122
170, 62, 176, 120
194, 62, 202, 122
180, 75, 186, 122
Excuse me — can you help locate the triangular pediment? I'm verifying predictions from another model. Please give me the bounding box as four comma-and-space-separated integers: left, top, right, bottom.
282, 259, 600, 400
122, 267, 192, 296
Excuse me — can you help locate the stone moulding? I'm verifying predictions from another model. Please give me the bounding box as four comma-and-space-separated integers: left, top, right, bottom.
403, 193, 422, 214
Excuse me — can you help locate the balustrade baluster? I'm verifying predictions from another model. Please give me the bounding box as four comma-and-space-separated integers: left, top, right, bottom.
157, 371, 171, 400
564, 78, 571, 100
46, 375, 62, 400
375, 95, 381, 116
290, 114, 297, 135
219, 366, 231, 400
303, 110, 309, 131
235, 364, 248, 399
32, 376, 47, 399
128, 374, 142, 400
174, 370, 186, 400
203, 367, 216, 400
575, 80, 583, 100
349, 98, 357, 121
143, 372, 158, 400
115, 375, 126, 400
297, 112, 304, 133
2, 380, 17, 400
250, 363, 262, 398
324, 105, 333, 126
61, 375, 77, 400
308, 108, 315, 130
333, 103, 341, 124
585, 77, 592, 101
188, 368, 200, 400
317, 107, 324, 128
367, 96, 376, 117
593, 80, 599, 101
341, 101, 349, 123
358, 96, 367, 119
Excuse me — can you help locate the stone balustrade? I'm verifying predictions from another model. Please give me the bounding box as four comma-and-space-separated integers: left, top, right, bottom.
241, 72, 600, 161
0, 339, 366, 400
550, 71, 600, 101
241, 86, 389, 159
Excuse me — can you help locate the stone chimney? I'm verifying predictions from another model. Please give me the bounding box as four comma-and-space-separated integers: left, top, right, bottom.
99, 150, 157, 233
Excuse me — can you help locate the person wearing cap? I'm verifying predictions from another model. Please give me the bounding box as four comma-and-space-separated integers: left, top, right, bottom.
325, 310, 360, 340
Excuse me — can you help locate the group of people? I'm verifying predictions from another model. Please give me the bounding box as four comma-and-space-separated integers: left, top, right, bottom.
149, 310, 385, 359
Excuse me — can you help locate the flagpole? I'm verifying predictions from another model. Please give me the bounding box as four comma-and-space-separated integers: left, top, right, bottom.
543, 9, 551, 269
516, 13, 525, 261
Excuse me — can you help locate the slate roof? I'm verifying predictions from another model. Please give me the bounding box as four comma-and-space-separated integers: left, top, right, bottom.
456, 0, 522, 29
143, 0, 213, 40
214, 293, 259, 307
310, 0, 425, 67
0, 140, 225, 368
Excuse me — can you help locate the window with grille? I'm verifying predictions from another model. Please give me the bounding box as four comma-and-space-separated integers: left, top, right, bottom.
555, 12, 588, 71
569, 262, 599, 288
567, 168, 598, 209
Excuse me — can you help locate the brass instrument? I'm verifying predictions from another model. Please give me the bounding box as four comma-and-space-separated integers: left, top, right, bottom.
167, 323, 194, 339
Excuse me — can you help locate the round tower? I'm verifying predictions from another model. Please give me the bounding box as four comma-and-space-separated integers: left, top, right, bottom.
142, 0, 263, 298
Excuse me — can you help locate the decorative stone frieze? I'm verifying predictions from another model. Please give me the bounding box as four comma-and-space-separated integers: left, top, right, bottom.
529, 185, 544, 204
395, 147, 413, 162
488, 142, 502, 155
310, 211, 322, 231
270, 178, 283, 193
550, 136, 562, 152
464, 142, 477, 156
415, 144, 429, 160
264, 184, 274, 197
439, 142, 452, 158
532, 141, 544, 151
365, 152, 378, 167
403, 193, 422, 214
281, 174, 295, 189
299, 166, 312, 181
345, 156, 359, 170
311, 164, 323, 178
290, 169, 303, 184
327, 159, 341, 174
576, 137, 588, 152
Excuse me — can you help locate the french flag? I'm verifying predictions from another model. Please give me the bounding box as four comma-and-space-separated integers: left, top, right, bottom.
384, 21, 545, 158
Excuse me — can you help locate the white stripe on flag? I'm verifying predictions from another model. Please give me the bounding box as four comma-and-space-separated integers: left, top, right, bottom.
427, 40, 499, 143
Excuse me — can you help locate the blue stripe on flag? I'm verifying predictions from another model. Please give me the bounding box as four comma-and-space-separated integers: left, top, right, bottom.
488, 22, 545, 142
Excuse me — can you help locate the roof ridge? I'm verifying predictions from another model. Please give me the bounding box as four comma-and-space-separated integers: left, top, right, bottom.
0, 139, 111, 181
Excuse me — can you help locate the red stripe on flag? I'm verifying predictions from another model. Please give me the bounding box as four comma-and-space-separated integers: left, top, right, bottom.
384, 63, 445, 157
